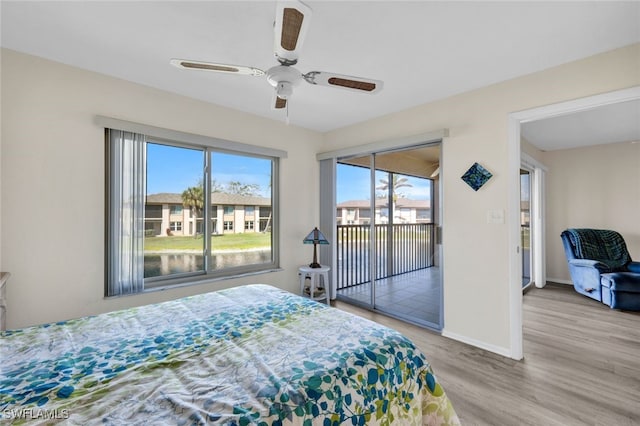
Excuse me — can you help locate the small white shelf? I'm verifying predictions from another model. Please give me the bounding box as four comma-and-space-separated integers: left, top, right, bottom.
298, 265, 330, 304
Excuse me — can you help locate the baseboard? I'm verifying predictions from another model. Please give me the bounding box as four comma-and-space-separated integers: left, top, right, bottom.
547, 278, 573, 285
442, 330, 512, 359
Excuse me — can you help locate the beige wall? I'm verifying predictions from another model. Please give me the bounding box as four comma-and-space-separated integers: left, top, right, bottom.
544, 141, 640, 282
1, 44, 639, 356
521, 138, 545, 164
324, 44, 640, 354
1, 48, 323, 329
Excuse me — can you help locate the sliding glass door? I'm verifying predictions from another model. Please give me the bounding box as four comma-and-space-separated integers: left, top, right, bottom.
336, 157, 373, 306
335, 144, 442, 330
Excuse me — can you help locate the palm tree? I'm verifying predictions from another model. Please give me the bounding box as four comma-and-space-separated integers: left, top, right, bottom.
377, 173, 412, 222
181, 186, 204, 238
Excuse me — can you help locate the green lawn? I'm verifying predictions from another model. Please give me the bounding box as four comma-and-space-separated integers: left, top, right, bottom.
144, 232, 271, 252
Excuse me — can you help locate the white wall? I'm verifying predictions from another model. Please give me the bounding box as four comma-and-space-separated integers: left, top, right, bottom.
324, 43, 640, 355
1, 48, 323, 329
2, 44, 639, 357
544, 141, 640, 282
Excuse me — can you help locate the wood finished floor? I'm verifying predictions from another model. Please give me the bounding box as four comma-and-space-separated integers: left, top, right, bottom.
334, 282, 640, 425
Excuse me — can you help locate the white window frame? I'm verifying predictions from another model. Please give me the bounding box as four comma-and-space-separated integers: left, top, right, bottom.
100, 116, 285, 297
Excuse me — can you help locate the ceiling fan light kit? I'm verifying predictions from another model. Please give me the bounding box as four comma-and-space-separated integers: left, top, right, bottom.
170, 0, 383, 116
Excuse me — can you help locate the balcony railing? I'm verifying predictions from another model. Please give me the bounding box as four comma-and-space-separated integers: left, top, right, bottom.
336, 223, 435, 290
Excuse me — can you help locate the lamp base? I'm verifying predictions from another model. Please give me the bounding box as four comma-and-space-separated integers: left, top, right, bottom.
309, 262, 322, 268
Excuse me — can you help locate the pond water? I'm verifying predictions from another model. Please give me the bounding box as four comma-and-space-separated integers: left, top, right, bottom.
144, 251, 272, 278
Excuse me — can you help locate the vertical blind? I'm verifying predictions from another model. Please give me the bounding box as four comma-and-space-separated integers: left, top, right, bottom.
106, 129, 146, 296
318, 158, 336, 298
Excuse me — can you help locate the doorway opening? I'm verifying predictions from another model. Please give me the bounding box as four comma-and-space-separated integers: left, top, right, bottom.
508, 86, 640, 360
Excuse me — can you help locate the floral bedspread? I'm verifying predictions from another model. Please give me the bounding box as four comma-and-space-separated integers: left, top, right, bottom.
0, 284, 459, 425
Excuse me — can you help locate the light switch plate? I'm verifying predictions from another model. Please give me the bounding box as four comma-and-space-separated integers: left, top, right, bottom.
487, 209, 505, 224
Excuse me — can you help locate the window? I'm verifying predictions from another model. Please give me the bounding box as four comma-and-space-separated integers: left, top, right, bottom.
145, 204, 162, 219
245, 221, 254, 230
417, 209, 431, 221
245, 206, 255, 216
105, 126, 281, 297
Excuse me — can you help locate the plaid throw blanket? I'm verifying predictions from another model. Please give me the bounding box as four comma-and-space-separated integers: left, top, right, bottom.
566, 228, 631, 272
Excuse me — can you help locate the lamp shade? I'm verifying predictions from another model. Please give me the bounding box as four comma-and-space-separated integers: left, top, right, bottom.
303, 227, 329, 245
303, 227, 328, 268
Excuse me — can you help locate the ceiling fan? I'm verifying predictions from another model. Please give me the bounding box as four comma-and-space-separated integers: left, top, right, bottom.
170, 0, 383, 113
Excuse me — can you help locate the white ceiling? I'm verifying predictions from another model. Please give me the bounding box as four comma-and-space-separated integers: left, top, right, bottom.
522, 99, 640, 151
1, 1, 639, 138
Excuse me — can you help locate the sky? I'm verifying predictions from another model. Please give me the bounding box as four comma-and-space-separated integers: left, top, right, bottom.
146, 143, 433, 201
146, 143, 272, 196
337, 163, 432, 203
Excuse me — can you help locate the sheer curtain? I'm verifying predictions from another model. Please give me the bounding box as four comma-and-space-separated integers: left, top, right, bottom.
106, 129, 146, 296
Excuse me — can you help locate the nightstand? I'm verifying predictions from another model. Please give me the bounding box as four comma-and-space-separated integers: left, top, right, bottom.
298, 265, 330, 305
0, 272, 9, 331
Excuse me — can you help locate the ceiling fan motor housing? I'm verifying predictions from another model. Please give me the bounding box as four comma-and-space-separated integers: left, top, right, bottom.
267, 65, 302, 99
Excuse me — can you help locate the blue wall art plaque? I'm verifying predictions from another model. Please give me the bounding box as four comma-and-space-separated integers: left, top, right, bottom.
461, 162, 493, 191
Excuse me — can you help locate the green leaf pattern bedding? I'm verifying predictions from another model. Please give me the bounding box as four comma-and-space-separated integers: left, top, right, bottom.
0, 284, 459, 425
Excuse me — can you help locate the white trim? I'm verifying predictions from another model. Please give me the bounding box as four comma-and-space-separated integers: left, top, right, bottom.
508, 85, 640, 362
95, 116, 288, 159
438, 142, 445, 329
532, 167, 546, 289
520, 164, 535, 288
508, 116, 524, 360
519, 159, 546, 290
316, 129, 448, 160
442, 330, 512, 358
511, 86, 640, 124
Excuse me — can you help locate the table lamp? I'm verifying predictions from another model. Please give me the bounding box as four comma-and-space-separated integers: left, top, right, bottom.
303, 227, 329, 268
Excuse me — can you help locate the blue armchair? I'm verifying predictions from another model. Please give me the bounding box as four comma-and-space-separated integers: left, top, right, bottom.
560, 229, 640, 311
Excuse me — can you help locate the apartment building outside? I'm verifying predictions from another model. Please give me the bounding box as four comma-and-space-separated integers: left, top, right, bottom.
337, 198, 431, 225
145, 192, 272, 237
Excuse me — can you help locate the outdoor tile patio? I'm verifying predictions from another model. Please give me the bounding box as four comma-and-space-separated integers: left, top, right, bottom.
336, 267, 441, 328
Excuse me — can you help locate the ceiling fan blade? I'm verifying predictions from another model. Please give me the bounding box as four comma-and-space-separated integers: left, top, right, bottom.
303, 71, 383, 94
274, 97, 287, 109
170, 59, 265, 76
273, 1, 312, 64
272, 91, 288, 110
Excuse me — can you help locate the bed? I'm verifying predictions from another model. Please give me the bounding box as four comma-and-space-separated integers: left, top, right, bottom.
0, 284, 459, 425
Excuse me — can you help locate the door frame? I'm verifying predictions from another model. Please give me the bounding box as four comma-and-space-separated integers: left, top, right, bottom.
521, 153, 547, 291
507, 85, 640, 360
519, 166, 534, 291
318, 129, 448, 330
